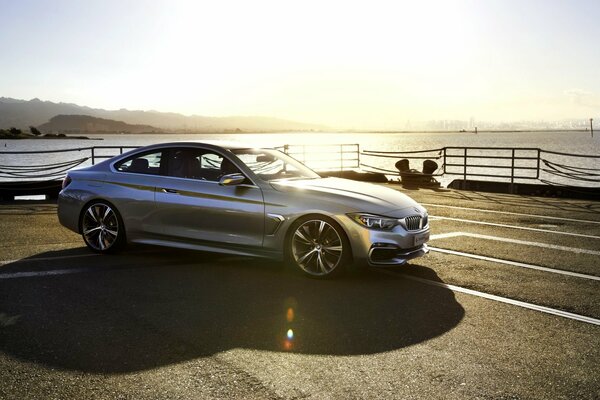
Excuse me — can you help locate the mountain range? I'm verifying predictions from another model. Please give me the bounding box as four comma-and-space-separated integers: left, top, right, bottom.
0, 97, 326, 132
38, 115, 161, 134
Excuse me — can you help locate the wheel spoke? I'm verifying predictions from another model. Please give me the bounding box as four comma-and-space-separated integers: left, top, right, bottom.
316, 253, 328, 273
98, 231, 105, 250
302, 225, 313, 240
102, 206, 112, 222
323, 245, 342, 254
104, 228, 118, 237
87, 207, 98, 223
296, 248, 317, 264
294, 230, 311, 245
83, 226, 102, 235
317, 220, 326, 240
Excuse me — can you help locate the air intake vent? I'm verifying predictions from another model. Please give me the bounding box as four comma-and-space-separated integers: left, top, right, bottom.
404, 215, 423, 231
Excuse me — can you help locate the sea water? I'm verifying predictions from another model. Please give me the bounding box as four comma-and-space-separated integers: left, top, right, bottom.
1, 130, 599, 186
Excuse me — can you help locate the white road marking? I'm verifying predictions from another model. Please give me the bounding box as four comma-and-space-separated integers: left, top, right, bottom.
422, 203, 600, 225
430, 232, 466, 240
0, 253, 100, 266
429, 246, 600, 281
431, 216, 600, 239
0, 267, 94, 279
430, 231, 600, 255
394, 272, 600, 326
0, 248, 164, 267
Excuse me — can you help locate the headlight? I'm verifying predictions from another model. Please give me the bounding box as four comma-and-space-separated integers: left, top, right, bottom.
348, 213, 399, 230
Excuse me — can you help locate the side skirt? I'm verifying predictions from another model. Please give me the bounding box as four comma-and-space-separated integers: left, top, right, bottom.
130, 236, 283, 261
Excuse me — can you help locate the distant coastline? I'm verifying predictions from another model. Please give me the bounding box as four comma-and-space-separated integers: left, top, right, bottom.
0, 132, 98, 140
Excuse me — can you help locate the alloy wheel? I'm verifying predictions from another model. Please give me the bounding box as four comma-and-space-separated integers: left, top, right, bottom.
82, 203, 120, 251
291, 219, 344, 276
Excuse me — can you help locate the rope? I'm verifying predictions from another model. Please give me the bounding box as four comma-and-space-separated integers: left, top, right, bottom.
540, 159, 600, 182
541, 168, 600, 183
0, 157, 89, 179
0, 158, 89, 170
541, 159, 600, 175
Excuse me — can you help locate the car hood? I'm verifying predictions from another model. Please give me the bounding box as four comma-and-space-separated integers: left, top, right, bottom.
269, 177, 423, 216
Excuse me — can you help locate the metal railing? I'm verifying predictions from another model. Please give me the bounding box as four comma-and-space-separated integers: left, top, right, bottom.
280, 143, 360, 171
360, 146, 600, 189
88, 146, 139, 164
1, 144, 598, 189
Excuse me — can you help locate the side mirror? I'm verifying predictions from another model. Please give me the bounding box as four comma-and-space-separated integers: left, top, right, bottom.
219, 173, 246, 186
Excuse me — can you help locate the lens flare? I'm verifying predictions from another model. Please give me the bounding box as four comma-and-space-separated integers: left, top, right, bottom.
287, 329, 294, 340
286, 307, 294, 322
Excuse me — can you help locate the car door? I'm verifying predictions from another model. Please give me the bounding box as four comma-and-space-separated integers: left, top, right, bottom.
110, 149, 166, 238
153, 147, 265, 247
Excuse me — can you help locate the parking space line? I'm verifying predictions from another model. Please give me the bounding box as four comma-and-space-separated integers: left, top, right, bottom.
0, 253, 100, 266
0, 249, 166, 267
378, 270, 600, 326
430, 231, 600, 255
429, 246, 600, 281
422, 203, 600, 225
430, 216, 600, 239
0, 267, 95, 279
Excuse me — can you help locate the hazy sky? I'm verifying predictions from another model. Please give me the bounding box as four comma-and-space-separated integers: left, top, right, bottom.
1, 0, 599, 128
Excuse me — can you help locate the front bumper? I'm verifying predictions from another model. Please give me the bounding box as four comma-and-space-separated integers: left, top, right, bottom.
339, 214, 430, 266
368, 243, 429, 266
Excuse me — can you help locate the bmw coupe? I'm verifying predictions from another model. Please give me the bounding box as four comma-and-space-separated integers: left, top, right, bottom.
58, 142, 429, 277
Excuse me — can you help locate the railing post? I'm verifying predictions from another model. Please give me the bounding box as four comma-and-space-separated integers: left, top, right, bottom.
91, 147, 95, 165
510, 148, 515, 194
463, 148, 467, 188
356, 144, 360, 169
536, 149, 540, 179
443, 147, 447, 174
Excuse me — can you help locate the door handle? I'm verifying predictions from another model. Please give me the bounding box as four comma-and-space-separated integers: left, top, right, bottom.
161, 188, 179, 194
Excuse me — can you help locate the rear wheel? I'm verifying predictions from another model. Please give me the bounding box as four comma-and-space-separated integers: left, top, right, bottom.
288, 217, 350, 278
81, 201, 124, 253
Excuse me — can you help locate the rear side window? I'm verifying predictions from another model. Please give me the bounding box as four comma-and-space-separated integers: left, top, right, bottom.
115, 151, 163, 175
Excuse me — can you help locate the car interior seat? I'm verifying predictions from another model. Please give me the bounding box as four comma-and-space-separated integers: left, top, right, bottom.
129, 158, 149, 173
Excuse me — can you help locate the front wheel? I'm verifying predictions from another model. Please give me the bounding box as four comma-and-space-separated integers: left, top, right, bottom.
81, 201, 125, 253
287, 217, 350, 278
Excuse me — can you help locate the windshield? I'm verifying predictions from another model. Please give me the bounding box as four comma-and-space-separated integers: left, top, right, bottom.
231, 148, 320, 181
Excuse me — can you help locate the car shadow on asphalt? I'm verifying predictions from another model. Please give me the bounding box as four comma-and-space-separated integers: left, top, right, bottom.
0, 248, 465, 373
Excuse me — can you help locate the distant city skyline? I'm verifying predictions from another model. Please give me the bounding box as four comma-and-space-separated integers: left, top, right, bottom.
1, 0, 599, 129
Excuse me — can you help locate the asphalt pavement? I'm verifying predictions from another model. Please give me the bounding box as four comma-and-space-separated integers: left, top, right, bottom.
0, 186, 599, 399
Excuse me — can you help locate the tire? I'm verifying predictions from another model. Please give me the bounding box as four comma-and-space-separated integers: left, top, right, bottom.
286, 216, 351, 278
80, 201, 125, 253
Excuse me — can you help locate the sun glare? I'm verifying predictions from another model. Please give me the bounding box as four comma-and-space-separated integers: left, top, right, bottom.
119, 0, 476, 126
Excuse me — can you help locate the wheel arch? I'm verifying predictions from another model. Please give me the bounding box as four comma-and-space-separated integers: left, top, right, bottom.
283, 212, 354, 263
78, 198, 126, 242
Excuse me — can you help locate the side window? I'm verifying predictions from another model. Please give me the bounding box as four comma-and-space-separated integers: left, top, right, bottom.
115, 151, 163, 175
166, 148, 238, 182
200, 153, 223, 171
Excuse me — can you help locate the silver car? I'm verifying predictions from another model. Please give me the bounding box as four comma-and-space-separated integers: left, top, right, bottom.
58, 142, 429, 277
